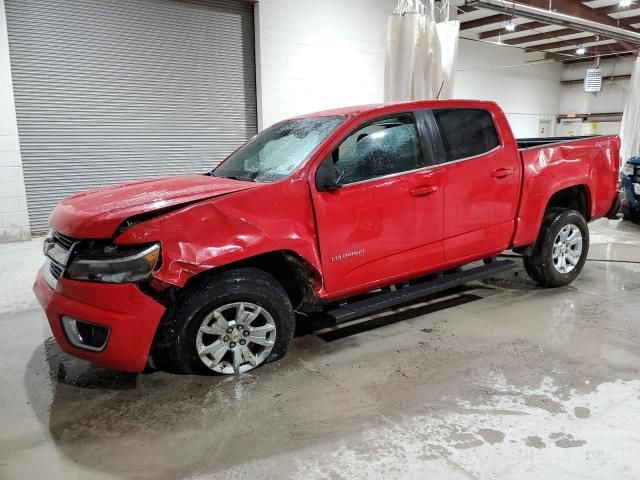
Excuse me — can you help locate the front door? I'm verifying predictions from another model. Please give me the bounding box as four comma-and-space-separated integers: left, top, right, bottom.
311, 113, 444, 295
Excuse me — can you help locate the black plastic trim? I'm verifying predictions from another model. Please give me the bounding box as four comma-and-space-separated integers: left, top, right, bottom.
606, 194, 623, 219
325, 260, 516, 324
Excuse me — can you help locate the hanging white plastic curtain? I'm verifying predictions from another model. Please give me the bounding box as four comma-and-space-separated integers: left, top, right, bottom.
435, 15, 460, 99
384, 0, 460, 101
620, 57, 640, 164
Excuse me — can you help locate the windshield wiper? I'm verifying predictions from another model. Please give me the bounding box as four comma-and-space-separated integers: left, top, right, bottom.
222, 175, 257, 182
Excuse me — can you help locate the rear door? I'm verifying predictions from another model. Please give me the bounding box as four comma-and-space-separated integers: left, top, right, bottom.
311, 113, 444, 295
430, 108, 521, 261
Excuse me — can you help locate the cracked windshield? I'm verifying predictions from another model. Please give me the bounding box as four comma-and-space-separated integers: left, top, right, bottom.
213, 116, 345, 183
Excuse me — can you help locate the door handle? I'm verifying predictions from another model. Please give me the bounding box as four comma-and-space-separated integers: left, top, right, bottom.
491, 168, 515, 179
410, 185, 439, 197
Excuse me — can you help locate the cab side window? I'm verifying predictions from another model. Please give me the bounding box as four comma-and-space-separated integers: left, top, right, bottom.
433, 109, 500, 162
333, 115, 423, 185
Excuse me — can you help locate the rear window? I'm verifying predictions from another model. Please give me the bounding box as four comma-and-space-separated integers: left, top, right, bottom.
433, 109, 500, 162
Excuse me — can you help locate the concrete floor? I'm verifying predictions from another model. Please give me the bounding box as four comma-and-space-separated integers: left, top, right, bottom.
1, 219, 640, 480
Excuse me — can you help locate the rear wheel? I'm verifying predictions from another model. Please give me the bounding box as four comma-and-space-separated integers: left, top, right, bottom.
523, 208, 589, 288
166, 268, 295, 375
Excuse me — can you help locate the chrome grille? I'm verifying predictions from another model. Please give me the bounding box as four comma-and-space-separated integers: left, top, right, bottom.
49, 261, 64, 280
45, 231, 80, 283
52, 231, 77, 250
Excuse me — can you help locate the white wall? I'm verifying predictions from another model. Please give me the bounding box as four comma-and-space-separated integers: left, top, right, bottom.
0, 1, 30, 242
454, 39, 562, 138
255, 0, 396, 129
557, 57, 633, 136
256, 2, 563, 138
559, 77, 629, 116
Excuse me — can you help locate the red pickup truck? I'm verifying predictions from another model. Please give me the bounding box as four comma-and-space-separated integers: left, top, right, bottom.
34, 100, 621, 375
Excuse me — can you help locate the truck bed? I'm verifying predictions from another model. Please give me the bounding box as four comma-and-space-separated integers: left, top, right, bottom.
511, 133, 620, 249
516, 135, 597, 149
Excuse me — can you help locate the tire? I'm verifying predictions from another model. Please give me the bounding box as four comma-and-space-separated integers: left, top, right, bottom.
523, 208, 589, 288
622, 205, 640, 222
166, 268, 295, 375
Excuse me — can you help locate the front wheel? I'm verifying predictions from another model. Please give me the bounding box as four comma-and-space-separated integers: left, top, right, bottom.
523, 208, 589, 288
166, 268, 295, 375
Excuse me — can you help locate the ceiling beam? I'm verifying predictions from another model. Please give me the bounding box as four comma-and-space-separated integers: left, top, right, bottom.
594, 3, 639, 15
477, 20, 548, 39
460, 13, 511, 30
534, 44, 629, 58
507, 30, 640, 53
524, 36, 614, 52
561, 51, 635, 64
457, 5, 477, 14
499, 27, 579, 45
619, 14, 640, 28
576, 45, 629, 55
541, 51, 569, 61
512, 0, 626, 29
618, 39, 640, 53
467, 0, 640, 44
475, 11, 640, 40
544, 49, 629, 63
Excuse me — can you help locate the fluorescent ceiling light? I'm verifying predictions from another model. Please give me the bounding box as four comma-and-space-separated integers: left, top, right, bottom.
467, 0, 640, 44
619, 0, 632, 7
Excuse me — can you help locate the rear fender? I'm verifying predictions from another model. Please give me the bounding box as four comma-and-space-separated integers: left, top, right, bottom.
513, 177, 593, 247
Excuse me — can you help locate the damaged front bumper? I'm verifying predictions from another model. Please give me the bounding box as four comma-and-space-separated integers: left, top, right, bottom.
34, 267, 166, 372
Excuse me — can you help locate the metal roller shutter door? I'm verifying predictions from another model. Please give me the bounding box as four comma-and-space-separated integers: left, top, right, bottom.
5, 0, 257, 233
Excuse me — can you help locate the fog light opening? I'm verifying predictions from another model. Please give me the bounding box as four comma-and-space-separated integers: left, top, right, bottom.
61, 316, 110, 352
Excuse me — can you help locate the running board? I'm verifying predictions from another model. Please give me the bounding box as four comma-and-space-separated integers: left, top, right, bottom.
325, 259, 516, 324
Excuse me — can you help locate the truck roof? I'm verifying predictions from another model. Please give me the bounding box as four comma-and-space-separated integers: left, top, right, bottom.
292, 99, 500, 119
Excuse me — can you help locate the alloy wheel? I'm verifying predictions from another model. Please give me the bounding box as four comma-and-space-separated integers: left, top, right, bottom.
195, 302, 277, 374
552, 224, 583, 274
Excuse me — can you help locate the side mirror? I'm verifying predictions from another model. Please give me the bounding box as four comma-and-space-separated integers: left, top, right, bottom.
315, 157, 341, 192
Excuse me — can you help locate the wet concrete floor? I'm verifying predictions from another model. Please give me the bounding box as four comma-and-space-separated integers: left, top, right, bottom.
1, 218, 639, 479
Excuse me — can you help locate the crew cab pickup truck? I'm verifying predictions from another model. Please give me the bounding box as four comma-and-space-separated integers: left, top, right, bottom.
34, 100, 621, 375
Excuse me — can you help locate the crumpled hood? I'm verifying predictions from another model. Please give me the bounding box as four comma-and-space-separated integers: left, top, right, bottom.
49, 175, 258, 238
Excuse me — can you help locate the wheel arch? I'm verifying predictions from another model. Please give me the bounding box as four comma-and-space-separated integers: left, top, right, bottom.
512, 183, 592, 253
545, 184, 592, 221
177, 250, 323, 311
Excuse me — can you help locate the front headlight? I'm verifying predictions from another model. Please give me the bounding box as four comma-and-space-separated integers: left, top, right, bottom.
66, 243, 160, 283
622, 163, 635, 177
